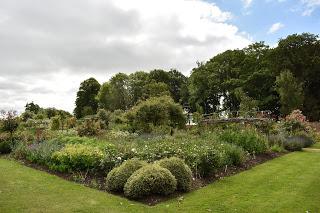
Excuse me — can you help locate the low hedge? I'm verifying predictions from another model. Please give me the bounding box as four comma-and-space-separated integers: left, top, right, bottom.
51, 144, 104, 172
156, 157, 192, 192
106, 158, 147, 192
124, 165, 177, 199
219, 129, 267, 154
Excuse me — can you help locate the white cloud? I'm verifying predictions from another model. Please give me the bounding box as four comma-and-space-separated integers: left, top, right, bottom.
268, 22, 285, 34
301, 0, 320, 15
242, 0, 253, 8
0, 0, 251, 112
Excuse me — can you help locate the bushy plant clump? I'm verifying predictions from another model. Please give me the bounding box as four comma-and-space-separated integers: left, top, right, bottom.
0, 133, 12, 154
283, 135, 314, 151
124, 165, 177, 199
77, 118, 100, 137
219, 129, 267, 154
106, 158, 147, 192
156, 157, 192, 191
51, 144, 104, 172
224, 144, 247, 166
126, 96, 185, 132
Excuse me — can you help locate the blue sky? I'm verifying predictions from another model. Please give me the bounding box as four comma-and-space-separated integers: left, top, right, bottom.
209, 0, 320, 45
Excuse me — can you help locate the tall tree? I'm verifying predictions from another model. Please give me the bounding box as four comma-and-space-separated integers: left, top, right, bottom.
109, 73, 130, 111
128, 71, 150, 105
74, 78, 100, 118
25, 102, 40, 114
276, 70, 304, 116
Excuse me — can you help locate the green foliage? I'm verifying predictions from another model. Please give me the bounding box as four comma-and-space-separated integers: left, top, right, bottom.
124, 165, 177, 199
74, 78, 101, 119
276, 70, 304, 116
219, 128, 267, 154
0, 110, 19, 141
51, 144, 104, 173
97, 109, 111, 129
0, 133, 12, 154
77, 118, 100, 137
156, 157, 192, 192
51, 116, 61, 130
106, 158, 147, 192
15, 140, 64, 166
126, 96, 185, 132
224, 144, 247, 166
143, 82, 170, 99
283, 135, 314, 151
25, 102, 41, 114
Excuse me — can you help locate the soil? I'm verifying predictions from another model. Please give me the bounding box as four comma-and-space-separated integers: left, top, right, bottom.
13, 151, 284, 206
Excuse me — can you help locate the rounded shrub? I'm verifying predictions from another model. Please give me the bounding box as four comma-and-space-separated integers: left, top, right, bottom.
124, 165, 177, 199
156, 157, 192, 192
106, 158, 147, 192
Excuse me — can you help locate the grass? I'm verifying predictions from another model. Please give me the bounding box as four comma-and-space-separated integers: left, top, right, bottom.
1, 152, 320, 213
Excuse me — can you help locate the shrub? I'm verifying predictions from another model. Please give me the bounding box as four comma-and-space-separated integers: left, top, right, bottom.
156, 157, 192, 192
51, 116, 60, 130
51, 144, 104, 172
224, 144, 246, 166
219, 129, 267, 154
106, 158, 147, 192
270, 144, 285, 152
0, 133, 11, 154
195, 148, 226, 177
283, 135, 314, 151
124, 165, 177, 199
77, 118, 100, 137
23, 140, 64, 165
126, 96, 185, 132
97, 109, 111, 129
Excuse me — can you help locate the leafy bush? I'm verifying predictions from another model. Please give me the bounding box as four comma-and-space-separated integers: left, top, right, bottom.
24, 140, 64, 165
126, 96, 185, 132
51, 144, 104, 172
156, 157, 192, 192
124, 165, 177, 199
106, 158, 147, 192
97, 109, 111, 129
219, 129, 267, 154
51, 116, 60, 130
0, 133, 11, 154
77, 118, 100, 137
224, 144, 246, 166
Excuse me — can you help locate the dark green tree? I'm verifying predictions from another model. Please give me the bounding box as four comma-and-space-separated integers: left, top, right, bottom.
74, 78, 101, 118
276, 70, 304, 116
25, 102, 40, 114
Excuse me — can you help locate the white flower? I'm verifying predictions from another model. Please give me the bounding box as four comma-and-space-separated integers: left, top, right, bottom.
117, 157, 122, 160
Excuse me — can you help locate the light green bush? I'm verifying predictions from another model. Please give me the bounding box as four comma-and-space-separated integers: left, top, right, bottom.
156, 157, 192, 192
124, 165, 177, 199
106, 158, 147, 192
51, 144, 104, 172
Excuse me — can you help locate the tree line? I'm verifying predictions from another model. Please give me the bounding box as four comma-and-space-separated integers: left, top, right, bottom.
74, 33, 320, 121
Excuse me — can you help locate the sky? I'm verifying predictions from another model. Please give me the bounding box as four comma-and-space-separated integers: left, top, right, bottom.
0, 0, 319, 113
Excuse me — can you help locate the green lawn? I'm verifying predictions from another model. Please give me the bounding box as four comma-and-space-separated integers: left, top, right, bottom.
1, 152, 320, 213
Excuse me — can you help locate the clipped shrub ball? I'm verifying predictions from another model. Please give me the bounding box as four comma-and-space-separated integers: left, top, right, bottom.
124, 165, 177, 199
156, 157, 192, 192
106, 158, 147, 192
